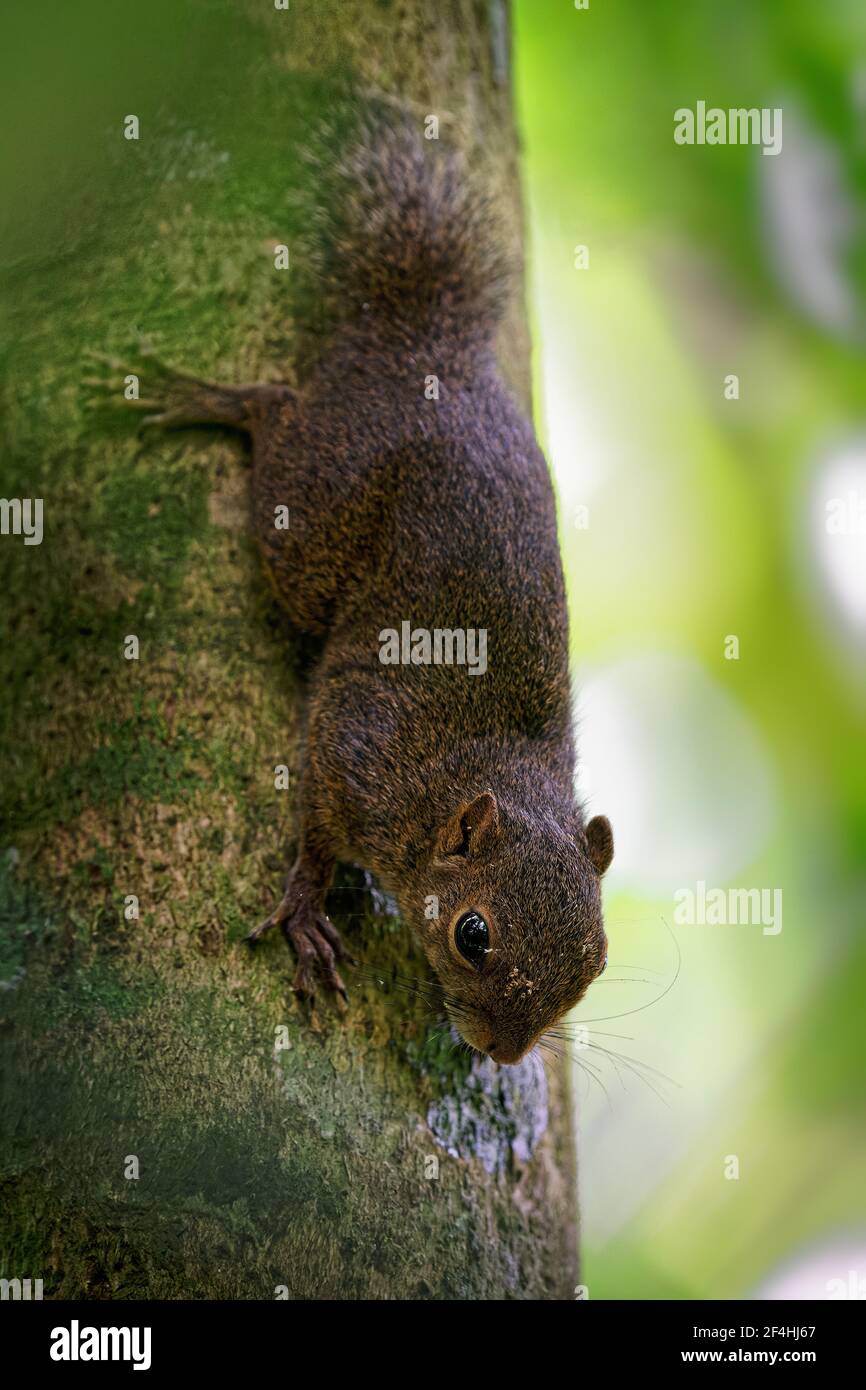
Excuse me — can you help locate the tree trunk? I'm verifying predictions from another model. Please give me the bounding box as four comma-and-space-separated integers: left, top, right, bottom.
0, 0, 578, 1299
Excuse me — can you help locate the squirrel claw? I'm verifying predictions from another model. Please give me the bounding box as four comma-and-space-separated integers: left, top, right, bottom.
245, 909, 283, 944
291, 961, 317, 1001
290, 956, 347, 1010
328, 969, 349, 1006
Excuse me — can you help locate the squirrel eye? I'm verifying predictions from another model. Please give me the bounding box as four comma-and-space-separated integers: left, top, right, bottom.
599, 954, 608, 976
455, 910, 489, 967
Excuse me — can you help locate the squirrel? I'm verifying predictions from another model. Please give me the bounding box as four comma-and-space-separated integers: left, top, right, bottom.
95, 118, 614, 1065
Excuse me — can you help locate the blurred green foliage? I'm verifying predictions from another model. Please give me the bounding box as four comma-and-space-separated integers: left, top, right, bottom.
515, 0, 866, 1299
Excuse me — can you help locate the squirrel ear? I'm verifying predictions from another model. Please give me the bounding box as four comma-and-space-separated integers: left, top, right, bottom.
584, 815, 614, 875
437, 791, 499, 859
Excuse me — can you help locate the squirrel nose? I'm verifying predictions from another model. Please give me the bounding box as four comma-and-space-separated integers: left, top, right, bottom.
476, 1036, 527, 1064
485, 1038, 529, 1065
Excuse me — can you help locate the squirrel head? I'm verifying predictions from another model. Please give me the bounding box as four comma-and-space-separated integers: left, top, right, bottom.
416, 790, 613, 1065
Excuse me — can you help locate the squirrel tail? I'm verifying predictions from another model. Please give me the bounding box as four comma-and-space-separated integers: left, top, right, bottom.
307, 113, 511, 346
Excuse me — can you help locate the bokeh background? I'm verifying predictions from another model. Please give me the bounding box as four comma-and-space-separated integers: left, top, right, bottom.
514, 0, 866, 1298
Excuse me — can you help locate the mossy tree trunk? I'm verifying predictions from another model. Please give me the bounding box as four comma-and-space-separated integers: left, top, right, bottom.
0, 0, 578, 1299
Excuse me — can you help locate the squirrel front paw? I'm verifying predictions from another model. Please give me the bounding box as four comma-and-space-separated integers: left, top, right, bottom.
246, 886, 351, 1004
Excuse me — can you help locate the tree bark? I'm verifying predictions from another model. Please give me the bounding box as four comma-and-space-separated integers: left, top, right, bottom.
0, 0, 578, 1299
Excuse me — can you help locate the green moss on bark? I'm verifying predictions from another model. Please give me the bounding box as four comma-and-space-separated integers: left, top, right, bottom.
0, 0, 578, 1299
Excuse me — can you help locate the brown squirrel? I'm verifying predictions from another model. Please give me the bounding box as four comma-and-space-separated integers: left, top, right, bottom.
98, 121, 614, 1065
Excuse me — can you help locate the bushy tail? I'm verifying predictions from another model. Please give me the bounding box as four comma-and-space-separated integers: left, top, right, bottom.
307, 113, 511, 346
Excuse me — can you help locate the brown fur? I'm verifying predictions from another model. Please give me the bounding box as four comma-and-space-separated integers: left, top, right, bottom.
121, 125, 613, 1064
